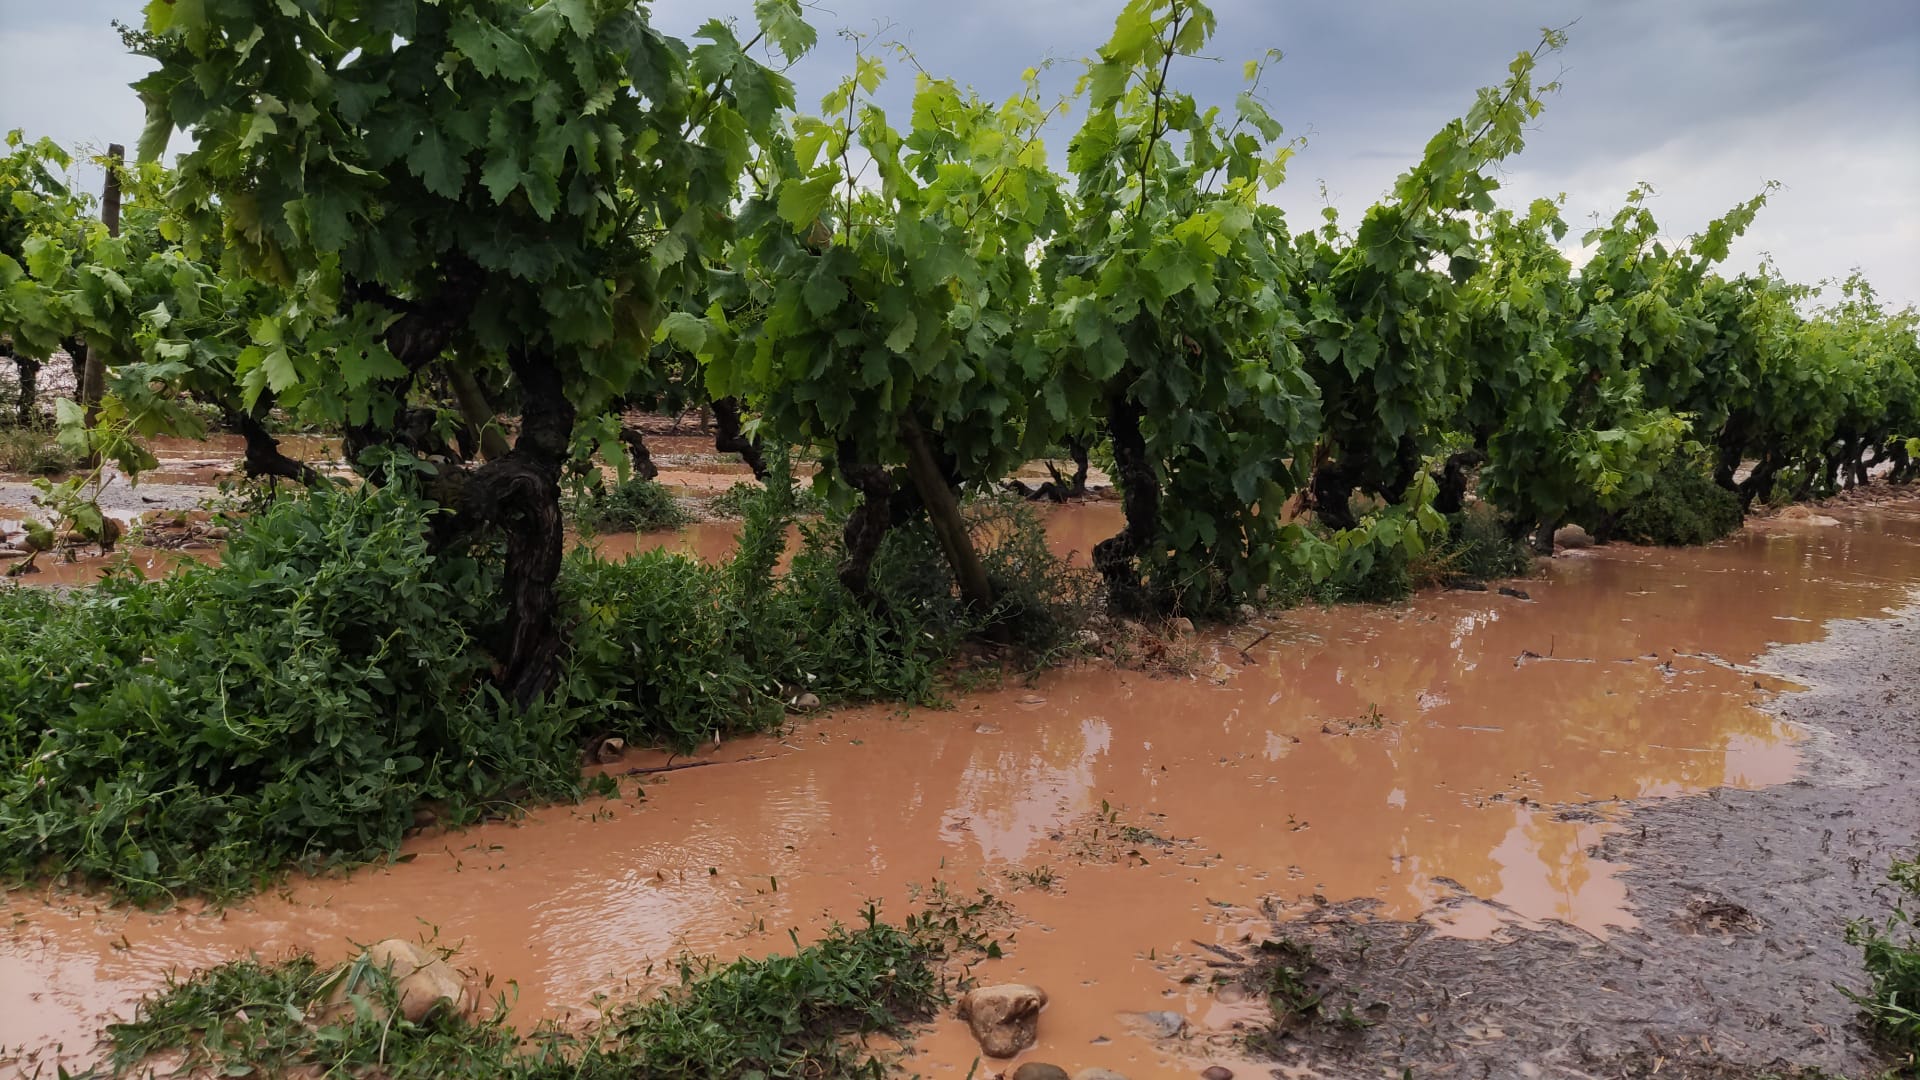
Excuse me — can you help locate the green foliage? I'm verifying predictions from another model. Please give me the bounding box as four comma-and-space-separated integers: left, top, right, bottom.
134, 0, 810, 429
0, 484, 581, 902
1296, 32, 1563, 514
568, 475, 689, 533
98, 910, 945, 1080
1040, 0, 1320, 608
1845, 854, 1920, 1065
1610, 454, 1744, 546
1269, 475, 1449, 605
1439, 502, 1535, 582
557, 476, 1091, 752
0, 425, 79, 474
708, 478, 826, 519
593, 909, 942, 1078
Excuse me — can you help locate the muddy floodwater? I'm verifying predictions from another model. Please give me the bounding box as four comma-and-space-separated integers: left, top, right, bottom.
4, 499, 1919, 1078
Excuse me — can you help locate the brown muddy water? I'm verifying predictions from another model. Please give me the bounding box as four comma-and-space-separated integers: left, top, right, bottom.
4, 500, 1919, 1078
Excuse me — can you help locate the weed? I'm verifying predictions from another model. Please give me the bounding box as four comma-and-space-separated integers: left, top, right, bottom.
0, 484, 582, 902
1260, 938, 1326, 1021
1843, 853, 1920, 1066
0, 454, 1093, 900
1611, 455, 1744, 546
708, 478, 827, 520
1438, 502, 1534, 581
1006, 865, 1059, 891
0, 425, 80, 474
96, 908, 948, 1079
567, 476, 689, 533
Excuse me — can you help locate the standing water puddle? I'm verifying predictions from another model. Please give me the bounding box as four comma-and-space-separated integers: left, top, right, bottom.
5, 500, 1919, 1077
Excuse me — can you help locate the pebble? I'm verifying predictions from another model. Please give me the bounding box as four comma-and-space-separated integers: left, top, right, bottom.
1011, 1065, 1069, 1080
1200, 1068, 1233, 1080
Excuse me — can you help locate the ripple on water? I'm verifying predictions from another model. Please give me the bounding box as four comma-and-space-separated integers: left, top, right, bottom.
6, 498, 1920, 1078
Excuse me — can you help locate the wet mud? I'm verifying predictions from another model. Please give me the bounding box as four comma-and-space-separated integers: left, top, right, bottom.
2, 499, 1917, 1079
1235, 596, 1920, 1079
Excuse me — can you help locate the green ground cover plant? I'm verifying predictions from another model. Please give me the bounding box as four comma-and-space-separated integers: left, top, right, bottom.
95, 907, 948, 1080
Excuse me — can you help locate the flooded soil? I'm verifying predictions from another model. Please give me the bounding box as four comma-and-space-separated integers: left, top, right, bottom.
1235, 598, 1920, 1079
4, 498, 1918, 1079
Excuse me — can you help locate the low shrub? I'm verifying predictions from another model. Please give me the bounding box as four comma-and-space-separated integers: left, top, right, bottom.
567, 476, 689, 533
0, 484, 582, 902
1609, 456, 1744, 546
707, 477, 827, 519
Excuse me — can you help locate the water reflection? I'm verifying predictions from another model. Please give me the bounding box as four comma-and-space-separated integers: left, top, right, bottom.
4, 501, 1918, 1077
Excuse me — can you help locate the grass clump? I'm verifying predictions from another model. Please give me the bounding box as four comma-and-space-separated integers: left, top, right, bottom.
708, 477, 827, 519
567, 476, 689, 533
1610, 455, 1744, 546
0, 425, 81, 474
96, 908, 947, 1080
1435, 501, 1535, 582
0, 484, 582, 903
1844, 853, 1920, 1067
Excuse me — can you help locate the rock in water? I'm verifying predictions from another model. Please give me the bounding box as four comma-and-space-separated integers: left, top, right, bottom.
1552, 523, 1595, 549
326, 939, 468, 1024
1074, 1070, 1131, 1080
956, 983, 1048, 1058
1130, 1010, 1186, 1038
1200, 1067, 1234, 1080
1012, 1064, 1070, 1080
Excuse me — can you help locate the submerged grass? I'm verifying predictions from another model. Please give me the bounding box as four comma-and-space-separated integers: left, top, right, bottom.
94, 907, 949, 1080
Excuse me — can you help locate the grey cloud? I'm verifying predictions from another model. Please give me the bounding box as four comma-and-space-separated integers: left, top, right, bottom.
3, 0, 1914, 302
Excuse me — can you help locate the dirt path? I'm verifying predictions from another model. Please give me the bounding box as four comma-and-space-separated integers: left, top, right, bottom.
1237, 600, 1920, 1078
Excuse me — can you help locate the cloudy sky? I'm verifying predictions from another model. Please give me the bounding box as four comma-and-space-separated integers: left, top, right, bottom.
4, 0, 1916, 305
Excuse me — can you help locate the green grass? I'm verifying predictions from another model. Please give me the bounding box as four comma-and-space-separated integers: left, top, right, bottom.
0, 425, 81, 474
707, 477, 828, 519
95, 908, 950, 1079
1845, 853, 1920, 1069
567, 476, 690, 533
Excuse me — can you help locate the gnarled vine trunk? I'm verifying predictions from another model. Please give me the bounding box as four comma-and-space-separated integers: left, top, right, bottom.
618, 425, 658, 481
9, 355, 37, 427
1431, 448, 1486, 515
836, 448, 894, 602
711, 397, 768, 480
899, 415, 993, 613
449, 367, 510, 461
457, 349, 575, 706
227, 405, 323, 487
1308, 453, 1362, 532
1093, 393, 1160, 612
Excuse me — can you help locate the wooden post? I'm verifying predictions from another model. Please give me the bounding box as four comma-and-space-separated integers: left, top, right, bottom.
79, 144, 123, 455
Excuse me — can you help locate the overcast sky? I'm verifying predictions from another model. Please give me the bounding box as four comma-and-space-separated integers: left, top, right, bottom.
4, 0, 1916, 305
